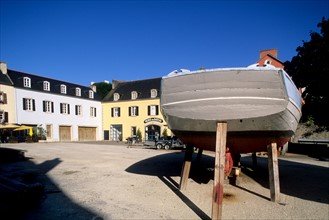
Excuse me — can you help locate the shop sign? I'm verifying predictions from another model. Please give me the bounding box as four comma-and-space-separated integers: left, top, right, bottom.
144, 117, 163, 123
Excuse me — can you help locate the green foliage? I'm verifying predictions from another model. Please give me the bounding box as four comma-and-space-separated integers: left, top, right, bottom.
305, 116, 314, 127
136, 128, 142, 140
284, 17, 329, 128
162, 128, 168, 139
92, 82, 112, 99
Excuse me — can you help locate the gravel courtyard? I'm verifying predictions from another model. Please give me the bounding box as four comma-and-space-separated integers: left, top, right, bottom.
1, 142, 328, 220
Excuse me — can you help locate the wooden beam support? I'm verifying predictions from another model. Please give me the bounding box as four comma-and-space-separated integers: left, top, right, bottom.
179, 145, 194, 191
212, 122, 227, 220
267, 143, 280, 202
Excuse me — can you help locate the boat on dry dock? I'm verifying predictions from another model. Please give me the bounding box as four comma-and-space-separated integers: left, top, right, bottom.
160, 65, 303, 154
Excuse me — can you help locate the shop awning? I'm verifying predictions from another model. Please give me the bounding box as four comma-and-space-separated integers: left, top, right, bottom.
0, 124, 19, 129
14, 125, 33, 136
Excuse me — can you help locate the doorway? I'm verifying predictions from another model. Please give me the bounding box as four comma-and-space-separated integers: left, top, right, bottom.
145, 125, 160, 141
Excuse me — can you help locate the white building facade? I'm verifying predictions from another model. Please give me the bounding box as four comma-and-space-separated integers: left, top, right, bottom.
5, 63, 102, 142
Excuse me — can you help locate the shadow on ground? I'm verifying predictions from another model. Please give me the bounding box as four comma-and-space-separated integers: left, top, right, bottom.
126, 150, 329, 209
240, 155, 329, 205
0, 147, 103, 220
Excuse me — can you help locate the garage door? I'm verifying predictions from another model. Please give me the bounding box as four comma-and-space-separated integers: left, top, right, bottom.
59, 126, 71, 141
78, 127, 96, 141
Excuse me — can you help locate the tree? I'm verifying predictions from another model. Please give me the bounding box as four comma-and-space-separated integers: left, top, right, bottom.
284, 17, 329, 128
92, 82, 112, 99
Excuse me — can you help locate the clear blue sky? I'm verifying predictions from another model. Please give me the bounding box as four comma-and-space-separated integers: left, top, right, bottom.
1, 0, 328, 86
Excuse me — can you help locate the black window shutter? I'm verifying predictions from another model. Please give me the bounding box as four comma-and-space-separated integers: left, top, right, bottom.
23, 98, 27, 110
68, 104, 70, 114
155, 105, 159, 115
3, 93, 7, 104
60, 103, 63, 113
118, 108, 120, 117
51, 102, 54, 113
136, 107, 139, 116
128, 107, 131, 116
111, 108, 114, 117
43, 101, 46, 112
32, 99, 36, 111
147, 106, 150, 116
94, 108, 96, 117
4, 112, 8, 123
75, 105, 78, 115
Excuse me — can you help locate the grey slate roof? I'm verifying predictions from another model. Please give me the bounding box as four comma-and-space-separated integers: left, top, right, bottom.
0, 72, 13, 86
103, 77, 161, 102
7, 69, 102, 101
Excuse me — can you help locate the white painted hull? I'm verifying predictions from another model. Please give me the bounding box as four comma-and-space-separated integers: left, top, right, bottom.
161, 67, 302, 152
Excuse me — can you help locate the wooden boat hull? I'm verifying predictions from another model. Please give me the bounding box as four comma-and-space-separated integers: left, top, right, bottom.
161, 67, 302, 153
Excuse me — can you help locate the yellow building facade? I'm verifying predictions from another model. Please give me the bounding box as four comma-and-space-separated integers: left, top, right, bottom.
102, 78, 172, 142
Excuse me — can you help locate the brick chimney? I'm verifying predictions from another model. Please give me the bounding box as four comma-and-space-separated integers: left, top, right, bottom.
260, 49, 278, 59
0, 62, 7, 74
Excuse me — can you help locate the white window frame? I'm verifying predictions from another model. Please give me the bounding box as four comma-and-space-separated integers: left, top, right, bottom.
0, 110, 5, 123
89, 90, 94, 99
60, 103, 70, 115
23, 77, 31, 88
151, 89, 157, 98
130, 106, 138, 116
90, 107, 96, 117
60, 84, 67, 94
148, 105, 158, 116
24, 98, 35, 111
0, 92, 6, 104
75, 87, 81, 96
44, 101, 53, 113
43, 81, 50, 91
113, 107, 120, 117
75, 105, 82, 116
131, 91, 138, 100
113, 93, 120, 101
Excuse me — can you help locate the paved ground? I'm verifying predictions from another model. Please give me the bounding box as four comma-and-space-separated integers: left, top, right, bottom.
0, 142, 328, 220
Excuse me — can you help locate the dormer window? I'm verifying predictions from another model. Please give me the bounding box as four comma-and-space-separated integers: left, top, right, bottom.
23, 77, 31, 88
89, 90, 94, 99
265, 59, 272, 65
43, 81, 50, 91
60, 84, 67, 94
75, 87, 81, 96
113, 93, 120, 101
131, 91, 138, 100
150, 89, 157, 98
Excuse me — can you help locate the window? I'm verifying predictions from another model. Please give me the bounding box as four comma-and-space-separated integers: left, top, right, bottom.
23, 98, 35, 111
75, 105, 82, 116
111, 107, 120, 117
113, 93, 120, 101
23, 77, 31, 88
129, 106, 139, 116
43, 81, 50, 91
0, 111, 8, 123
151, 89, 157, 98
43, 101, 54, 113
76, 87, 81, 96
90, 107, 96, 117
0, 92, 7, 104
60, 84, 67, 94
60, 103, 70, 114
89, 90, 94, 99
131, 91, 138, 100
265, 59, 272, 65
148, 105, 159, 116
